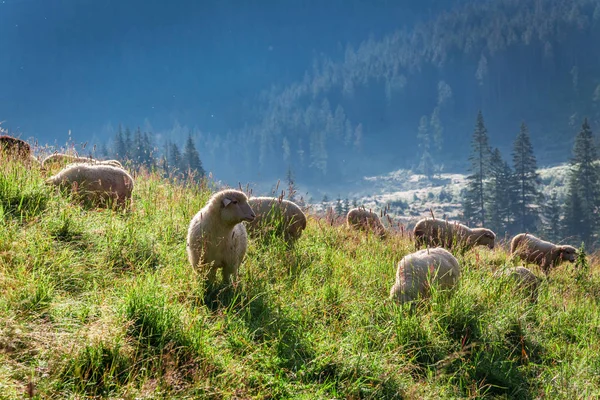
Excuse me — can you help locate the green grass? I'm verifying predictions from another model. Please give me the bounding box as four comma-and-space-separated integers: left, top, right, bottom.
1, 157, 600, 399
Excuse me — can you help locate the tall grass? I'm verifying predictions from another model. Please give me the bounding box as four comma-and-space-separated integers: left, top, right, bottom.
0, 156, 599, 398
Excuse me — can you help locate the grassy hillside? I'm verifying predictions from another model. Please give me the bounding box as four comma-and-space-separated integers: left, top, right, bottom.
1, 159, 600, 399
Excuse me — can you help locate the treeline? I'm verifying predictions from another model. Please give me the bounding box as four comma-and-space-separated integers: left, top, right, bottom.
97, 125, 205, 181
461, 111, 600, 248
222, 0, 600, 184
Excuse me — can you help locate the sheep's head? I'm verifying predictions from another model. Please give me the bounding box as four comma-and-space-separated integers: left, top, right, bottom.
218, 190, 256, 225
558, 245, 577, 263
472, 228, 496, 249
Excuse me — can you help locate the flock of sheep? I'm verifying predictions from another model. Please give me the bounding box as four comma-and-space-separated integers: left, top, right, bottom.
1, 134, 580, 304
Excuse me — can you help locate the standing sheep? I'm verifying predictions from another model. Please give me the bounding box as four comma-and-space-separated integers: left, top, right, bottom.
347, 207, 387, 238
46, 163, 134, 208
42, 153, 123, 170
509, 233, 577, 275
390, 247, 460, 304
413, 218, 495, 251
187, 189, 256, 284
246, 196, 307, 244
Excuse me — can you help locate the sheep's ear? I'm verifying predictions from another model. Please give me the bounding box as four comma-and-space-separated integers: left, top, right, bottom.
222, 198, 232, 207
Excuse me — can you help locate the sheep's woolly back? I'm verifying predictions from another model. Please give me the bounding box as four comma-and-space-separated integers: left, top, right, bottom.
0, 135, 31, 160
42, 153, 122, 169
186, 189, 254, 284
246, 197, 307, 243
510, 233, 577, 274
413, 218, 495, 250
494, 266, 541, 289
390, 247, 460, 303
46, 163, 134, 208
347, 207, 387, 238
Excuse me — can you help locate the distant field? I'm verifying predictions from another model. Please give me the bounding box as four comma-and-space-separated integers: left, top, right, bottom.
1, 158, 599, 399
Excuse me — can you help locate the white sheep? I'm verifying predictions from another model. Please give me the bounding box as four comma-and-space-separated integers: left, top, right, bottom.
46, 163, 134, 208
413, 218, 495, 251
347, 207, 387, 238
493, 266, 541, 296
42, 153, 123, 170
186, 189, 256, 284
509, 233, 577, 275
390, 247, 460, 304
246, 197, 307, 244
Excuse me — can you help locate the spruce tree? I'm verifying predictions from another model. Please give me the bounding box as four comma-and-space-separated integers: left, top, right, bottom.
543, 191, 562, 242
512, 122, 541, 232
114, 124, 127, 160
169, 142, 182, 173
486, 148, 512, 234
343, 198, 350, 215
569, 118, 600, 244
182, 133, 205, 179
463, 111, 491, 225
124, 127, 133, 160
335, 196, 343, 216
563, 178, 584, 243
133, 127, 144, 167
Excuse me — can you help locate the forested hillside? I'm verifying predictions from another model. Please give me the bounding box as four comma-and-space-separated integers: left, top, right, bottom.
205, 0, 600, 185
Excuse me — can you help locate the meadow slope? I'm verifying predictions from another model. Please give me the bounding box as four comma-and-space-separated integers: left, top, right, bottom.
1, 159, 599, 399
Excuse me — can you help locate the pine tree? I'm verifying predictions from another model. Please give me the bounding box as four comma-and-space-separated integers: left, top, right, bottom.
543, 191, 562, 242
416, 115, 434, 179
169, 142, 182, 173
98, 141, 109, 158
182, 133, 205, 179
512, 122, 541, 232
568, 118, 600, 244
133, 127, 144, 167
124, 127, 133, 160
343, 198, 350, 215
335, 196, 343, 216
563, 178, 584, 243
114, 124, 126, 160
286, 165, 296, 201
486, 148, 513, 235
463, 111, 491, 225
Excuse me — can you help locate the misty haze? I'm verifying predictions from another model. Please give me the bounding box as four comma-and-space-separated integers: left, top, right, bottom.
2, 0, 600, 398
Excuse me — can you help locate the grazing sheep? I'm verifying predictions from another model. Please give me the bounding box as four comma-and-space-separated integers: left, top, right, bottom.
186, 189, 256, 284
42, 153, 123, 170
0, 135, 31, 160
509, 233, 577, 275
390, 247, 460, 304
347, 207, 387, 238
494, 266, 541, 298
246, 197, 307, 244
46, 163, 134, 208
413, 218, 495, 251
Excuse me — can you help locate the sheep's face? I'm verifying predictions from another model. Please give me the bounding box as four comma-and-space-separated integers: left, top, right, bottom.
220, 192, 256, 225
559, 245, 577, 263
474, 228, 496, 249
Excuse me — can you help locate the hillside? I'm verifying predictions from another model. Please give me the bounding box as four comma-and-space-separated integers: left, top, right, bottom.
1, 158, 600, 398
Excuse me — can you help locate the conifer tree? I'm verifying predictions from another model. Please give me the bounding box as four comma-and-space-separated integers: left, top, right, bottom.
182, 133, 205, 179
169, 142, 182, 173
343, 198, 350, 215
286, 165, 296, 201
567, 118, 600, 244
463, 111, 491, 225
563, 178, 584, 243
335, 196, 343, 216
114, 124, 126, 160
124, 127, 133, 160
543, 191, 562, 242
486, 148, 513, 234
512, 122, 541, 232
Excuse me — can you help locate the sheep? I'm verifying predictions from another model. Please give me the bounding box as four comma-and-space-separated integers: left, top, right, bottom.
509, 233, 577, 275
493, 266, 541, 298
413, 218, 495, 251
186, 189, 256, 285
42, 153, 123, 170
390, 247, 460, 304
46, 163, 134, 208
246, 197, 307, 244
0, 135, 31, 161
347, 207, 387, 238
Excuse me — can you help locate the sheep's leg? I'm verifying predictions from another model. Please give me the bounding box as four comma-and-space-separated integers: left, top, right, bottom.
222, 264, 238, 285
